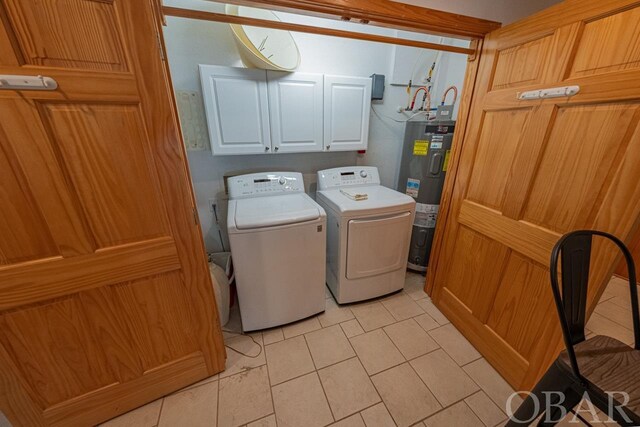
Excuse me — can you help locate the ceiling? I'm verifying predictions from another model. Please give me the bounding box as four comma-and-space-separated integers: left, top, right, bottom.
397, 0, 563, 25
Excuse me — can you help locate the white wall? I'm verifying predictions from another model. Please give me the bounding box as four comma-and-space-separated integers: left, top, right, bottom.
163, 0, 482, 252
398, 0, 562, 25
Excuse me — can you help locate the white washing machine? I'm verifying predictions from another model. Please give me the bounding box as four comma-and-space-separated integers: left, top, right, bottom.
316, 166, 415, 304
227, 172, 326, 331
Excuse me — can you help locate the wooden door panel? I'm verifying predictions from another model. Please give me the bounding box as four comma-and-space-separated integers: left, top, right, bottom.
0, 297, 116, 407
587, 123, 640, 298
487, 252, 556, 360
522, 103, 640, 231
0, 1, 225, 425
41, 103, 170, 247
438, 287, 530, 387
2, 0, 128, 71
0, 10, 19, 67
483, 67, 640, 109
466, 109, 531, 210
500, 105, 558, 219
0, 99, 96, 257
457, 201, 560, 267
491, 36, 553, 90
77, 286, 145, 384
0, 141, 58, 264
443, 225, 509, 319
0, 237, 181, 311
113, 272, 200, 370
571, 8, 640, 77
429, 0, 640, 391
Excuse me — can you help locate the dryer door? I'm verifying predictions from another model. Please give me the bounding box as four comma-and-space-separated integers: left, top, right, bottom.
346, 211, 412, 279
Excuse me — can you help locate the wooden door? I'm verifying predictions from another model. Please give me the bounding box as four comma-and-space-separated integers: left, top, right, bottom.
199, 65, 272, 155
429, 0, 640, 391
267, 71, 324, 153
615, 229, 640, 281
0, 1, 225, 426
323, 75, 371, 152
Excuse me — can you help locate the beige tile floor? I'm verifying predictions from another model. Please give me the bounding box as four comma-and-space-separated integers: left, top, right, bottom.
97, 273, 639, 427
99, 273, 513, 427
0, 274, 634, 427
587, 276, 638, 347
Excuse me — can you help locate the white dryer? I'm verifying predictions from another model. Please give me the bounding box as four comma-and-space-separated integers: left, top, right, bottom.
227, 172, 326, 331
316, 167, 415, 304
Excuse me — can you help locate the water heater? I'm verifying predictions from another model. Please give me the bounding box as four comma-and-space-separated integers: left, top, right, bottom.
397, 120, 455, 271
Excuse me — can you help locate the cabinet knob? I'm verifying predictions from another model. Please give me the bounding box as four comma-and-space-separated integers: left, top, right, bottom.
274, 146, 279, 152
265, 146, 270, 152
326, 145, 331, 150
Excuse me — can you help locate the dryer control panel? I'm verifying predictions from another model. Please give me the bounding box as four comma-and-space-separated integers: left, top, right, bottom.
228, 172, 305, 199
317, 166, 380, 190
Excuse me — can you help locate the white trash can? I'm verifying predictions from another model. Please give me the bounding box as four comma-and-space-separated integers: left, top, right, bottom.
209, 252, 232, 327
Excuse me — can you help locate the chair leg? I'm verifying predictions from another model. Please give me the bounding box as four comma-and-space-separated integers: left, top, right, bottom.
506, 361, 574, 426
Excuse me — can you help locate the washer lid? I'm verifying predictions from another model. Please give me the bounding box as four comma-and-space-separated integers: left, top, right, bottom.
318, 185, 415, 214
234, 193, 321, 229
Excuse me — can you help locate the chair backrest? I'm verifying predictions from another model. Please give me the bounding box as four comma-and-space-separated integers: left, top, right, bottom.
550, 230, 640, 379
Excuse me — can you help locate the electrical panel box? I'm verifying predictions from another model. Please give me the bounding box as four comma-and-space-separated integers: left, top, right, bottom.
397, 120, 456, 271
370, 74, 385, 100
436, 104, 454, 121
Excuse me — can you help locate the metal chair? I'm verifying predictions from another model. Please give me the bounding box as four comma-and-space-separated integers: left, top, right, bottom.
507, 230, 640, 426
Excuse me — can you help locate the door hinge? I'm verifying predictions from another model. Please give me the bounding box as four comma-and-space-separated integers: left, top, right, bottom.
467, 39, 480, 62
193, 207, 199, 225
156, 31, 165, 61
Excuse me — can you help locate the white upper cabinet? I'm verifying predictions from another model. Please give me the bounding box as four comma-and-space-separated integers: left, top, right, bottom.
267, 71, 324, 153
323, 75, 372, 152
199, 65, 271, 155
199, 66, 372, 155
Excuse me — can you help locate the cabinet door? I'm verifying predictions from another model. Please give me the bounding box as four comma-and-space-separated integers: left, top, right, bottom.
199, 65, 271, 155
267, 71, 324, 153
324, 75, 372, 152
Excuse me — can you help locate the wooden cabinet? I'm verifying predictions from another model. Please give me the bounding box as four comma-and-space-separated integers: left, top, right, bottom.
324, 75, 372, 152
267, 71, 324, 153
200, 66, 371, 155
199, 65, 272, 155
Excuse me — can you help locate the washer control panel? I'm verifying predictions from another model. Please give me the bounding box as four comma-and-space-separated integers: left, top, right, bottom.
317, 166, 380, 190
228, 172, 304, 199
